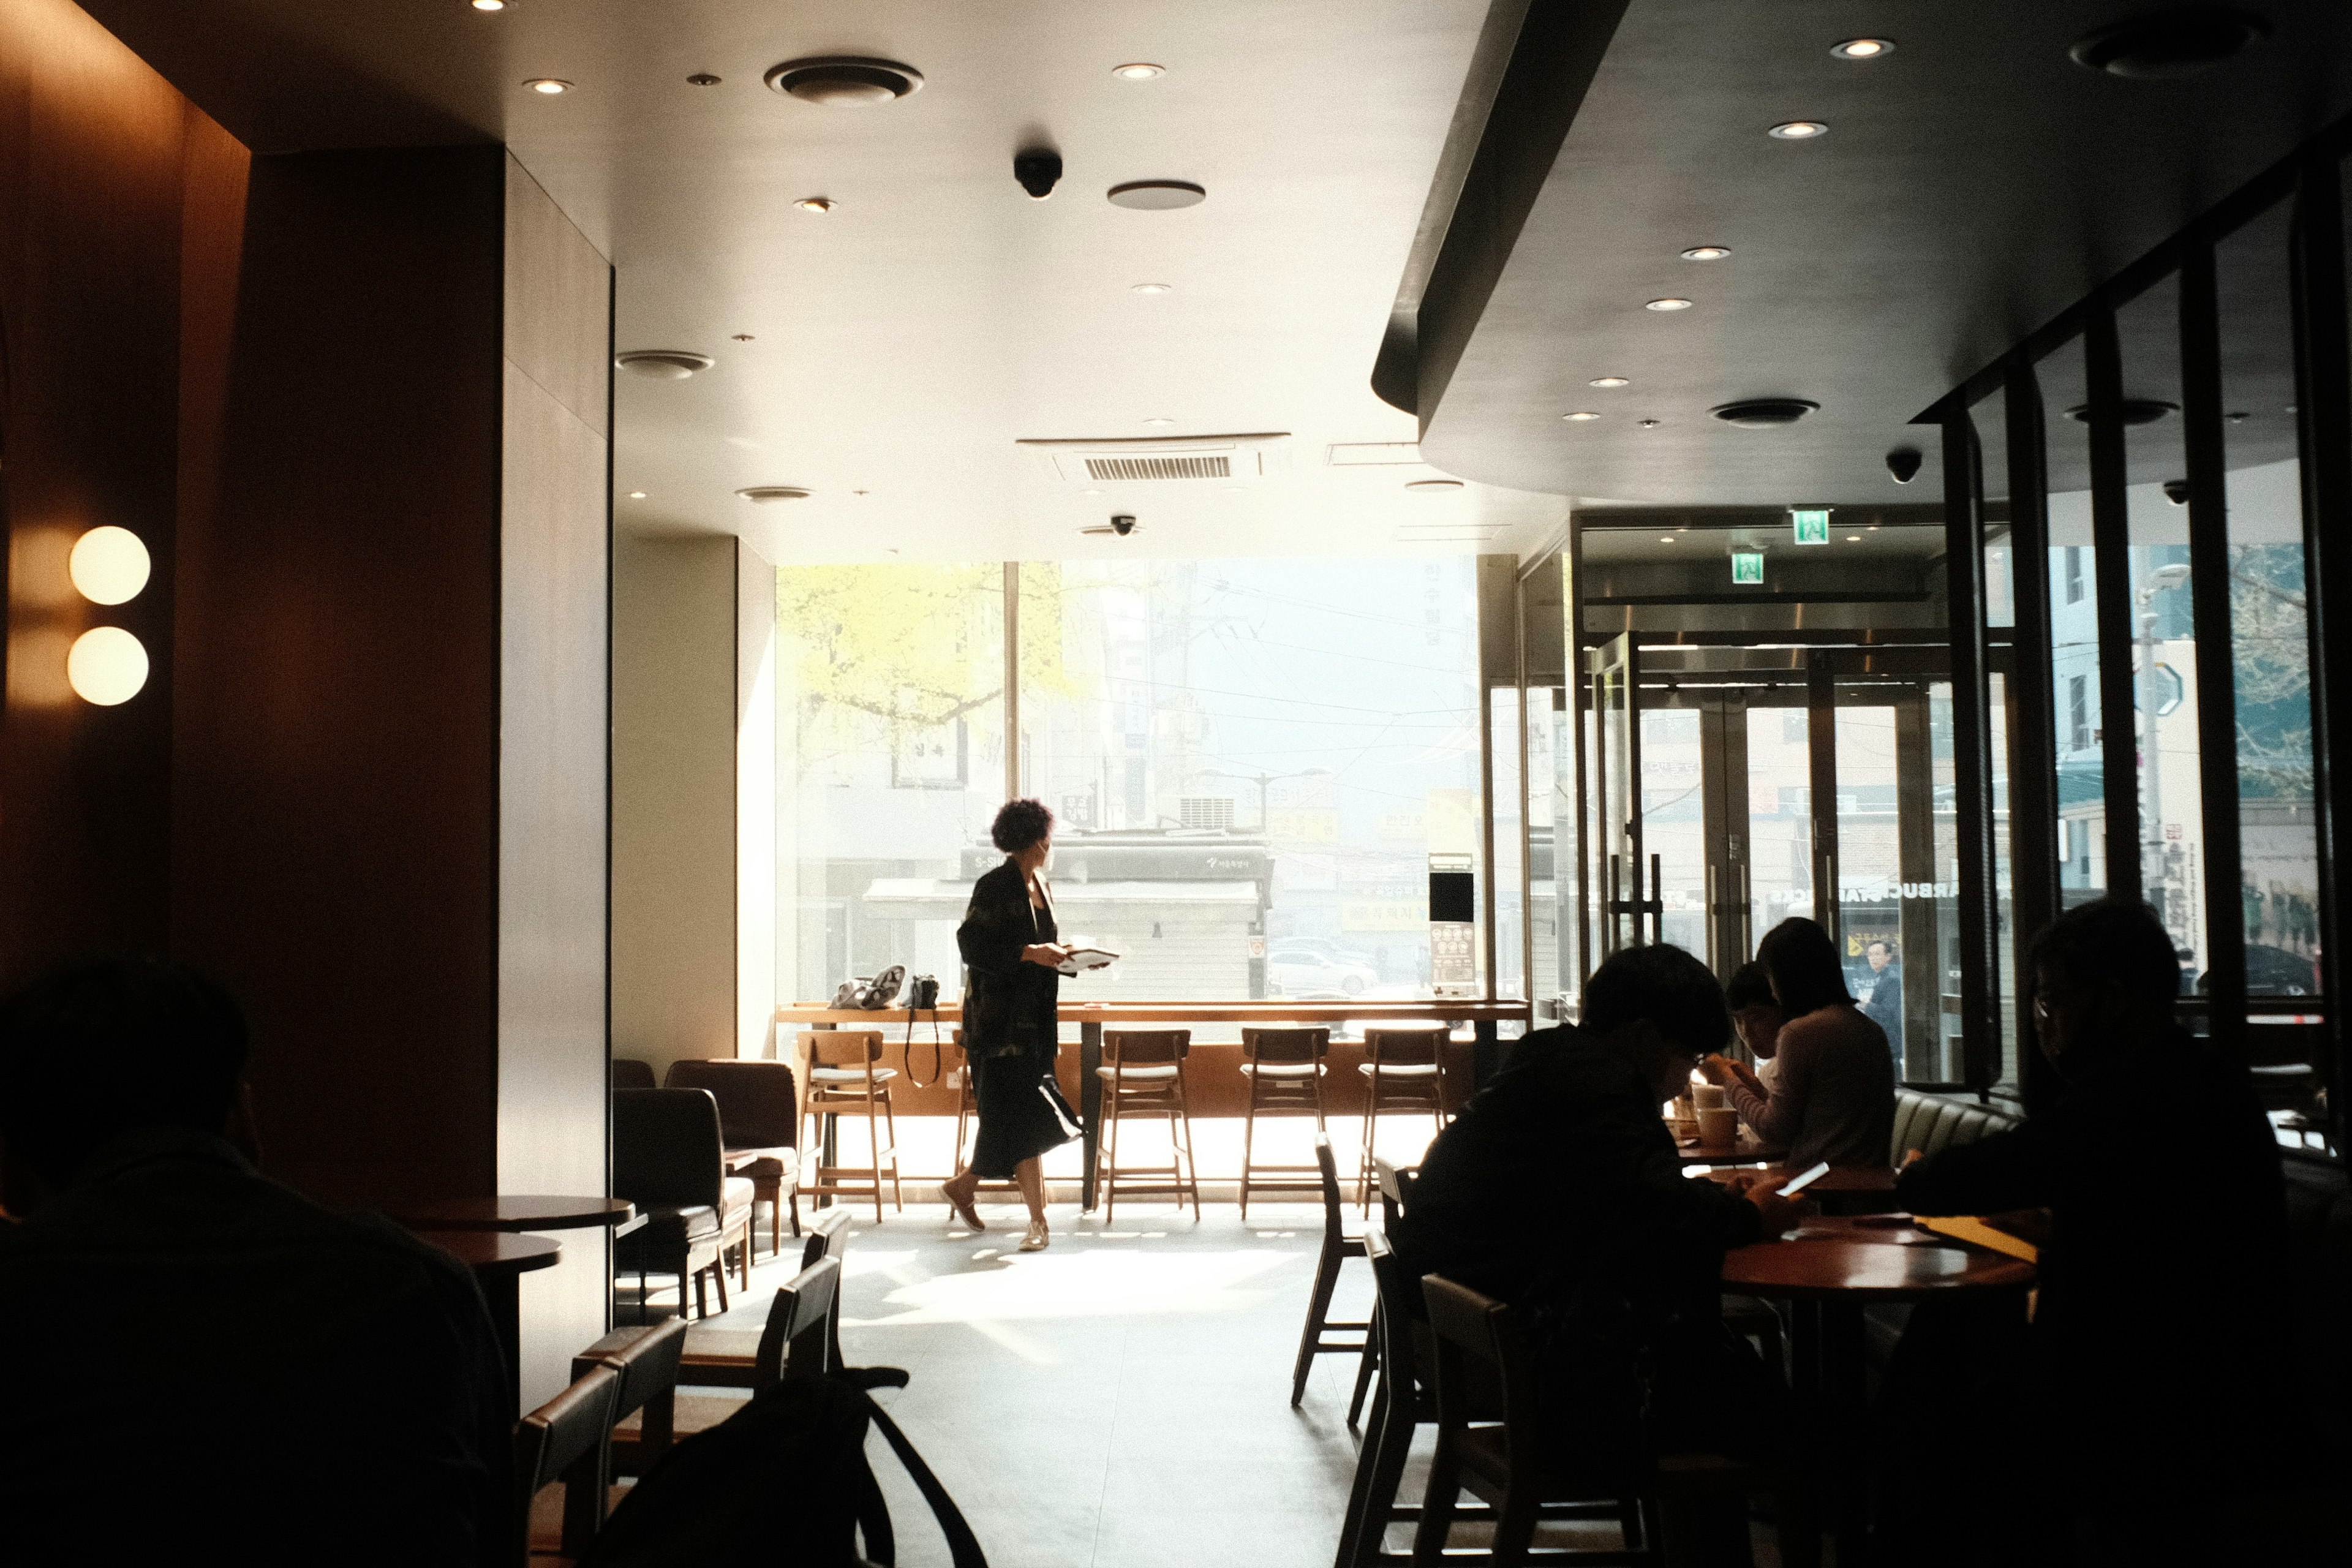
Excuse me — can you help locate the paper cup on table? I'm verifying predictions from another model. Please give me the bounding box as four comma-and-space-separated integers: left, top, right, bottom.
1693, 1083, 1728, 1110
1696, 1106, 1738, 1150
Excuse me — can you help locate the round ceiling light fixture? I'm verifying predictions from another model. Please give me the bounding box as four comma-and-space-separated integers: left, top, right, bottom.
1768, 120, 1828, 140
1112, 62, 1166, 80
616, 350, 714, 380
1710, 398, 1820, 427
737, 486, 813, 503
67, 626, 149, 706
1130, 282, 1174, 295
793, 197, 835, 213
627, 491, 647, 499
764, 56, 925, 106
2069, 9, 2267, 79
1107, 179, 1207, 210
1645, 297, 1695, 311
1589, 376, 1630, 388
524, 78, 573, 95
2062, 399, 2179, 426
70, 527, 153, 605
687, 73, 722, 87
1562, 411, 1602, 422
1142, 418, 1176, 427
1080, 521, 1143, 536
1680, 245, 1733, 261
1638, 419, 1662, 428
1406, 479, 1464, 492
471, 1, 507, 11
1831, 38, 1894, 59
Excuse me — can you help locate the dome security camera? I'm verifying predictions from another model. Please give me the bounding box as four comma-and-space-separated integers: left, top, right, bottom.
1885, 447, 1924, 484
1110, 514, 1137, 536
2162, 479, 2191, 506
1015, 148, 1063, 200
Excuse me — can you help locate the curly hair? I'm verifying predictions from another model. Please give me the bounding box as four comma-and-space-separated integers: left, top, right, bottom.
990, 797, 1055, 854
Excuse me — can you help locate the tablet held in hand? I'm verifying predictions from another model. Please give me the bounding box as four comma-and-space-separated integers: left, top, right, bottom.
1057, 948, 1119, 976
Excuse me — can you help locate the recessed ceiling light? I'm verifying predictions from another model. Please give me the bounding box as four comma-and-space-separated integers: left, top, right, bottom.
732, 334, 755, 342
765, 57, 925, 105
628, 491, 647, 499
1405, 479, 1464, 492
737, 486, 812, 503
1660, 536, 1676, 544
1768, 121, 1828, 140
1562, 411, 1602, 421
1645, 298, 1694, 311
687, 73, 722, 87
1831, 38, 1894, 59
1081, 488, 1104, 496
1130, 282, 1174, 295
1107, 180, 1207, 210
1143, 418, 1175, 427
614, 350, 714, 379
1638, 419, 1662, 428
1112, 62, 1166, 80
1847, 534, 1863, 541
1680, 245, 1732, 262
471, 0, 507, 10
525, 78, 573, 95
1589, 376, 1630, 388
793, 197, 835, 214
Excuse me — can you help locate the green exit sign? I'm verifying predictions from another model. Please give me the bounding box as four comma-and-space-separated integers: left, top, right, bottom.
1790, 508, 1833, 545
1730, 551, 1765, 584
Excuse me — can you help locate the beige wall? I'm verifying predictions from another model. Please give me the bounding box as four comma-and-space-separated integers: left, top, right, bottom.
736, 540, 778, 1058
612, 530, 737, 1084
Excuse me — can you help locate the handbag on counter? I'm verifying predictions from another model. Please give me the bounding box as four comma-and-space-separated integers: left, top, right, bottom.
830, 965, 908, 1011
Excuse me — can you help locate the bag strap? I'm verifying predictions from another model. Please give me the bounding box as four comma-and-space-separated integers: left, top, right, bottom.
904, 1006, 940, 1089
863, 1395, 990, 1568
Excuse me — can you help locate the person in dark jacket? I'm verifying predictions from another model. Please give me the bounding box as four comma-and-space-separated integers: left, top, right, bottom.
941, 798, 1082, 1253
1858, 938, 1903, 1064
1396, 944, 1802, 1495
1887, 897, 2314, 1561
0, 960, 511, 1565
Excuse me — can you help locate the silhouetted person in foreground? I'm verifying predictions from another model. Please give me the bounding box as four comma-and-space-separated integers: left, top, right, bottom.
1400, 944, 1802, 1556
0, 960, 510, 1565
1887, 898, 2316, 1563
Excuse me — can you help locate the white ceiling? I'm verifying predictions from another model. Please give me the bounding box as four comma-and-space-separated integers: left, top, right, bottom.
88, 0, 1569, 565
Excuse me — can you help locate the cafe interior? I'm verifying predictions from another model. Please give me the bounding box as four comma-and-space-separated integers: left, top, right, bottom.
4, 0, 2351, 1562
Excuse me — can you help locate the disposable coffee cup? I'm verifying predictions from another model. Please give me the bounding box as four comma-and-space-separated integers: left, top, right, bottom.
1694, 1083, 1728, 1110
1697, 1106, 1738, 1150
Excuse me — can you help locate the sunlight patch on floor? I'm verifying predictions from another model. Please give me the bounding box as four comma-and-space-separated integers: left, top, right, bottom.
845, 1247, 1303, 1327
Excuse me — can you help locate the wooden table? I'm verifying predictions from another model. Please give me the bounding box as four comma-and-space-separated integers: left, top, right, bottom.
393, 1195, 639, 1235
1722, 1215, 2036, 1563
1702, 1163, 1899, 1215
1668, 1121, 1786, 1166
774, 1000, 1533, 1210
416, 1231, 563, 1415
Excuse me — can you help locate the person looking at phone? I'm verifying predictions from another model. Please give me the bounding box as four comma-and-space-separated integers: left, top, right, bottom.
942, 798, 1082, 1253
1397, 943, 1804, 1499
1698, 919, 1893, 1169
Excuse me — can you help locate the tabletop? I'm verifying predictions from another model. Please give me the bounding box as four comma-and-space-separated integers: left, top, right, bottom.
1701, 1164, 1898, 1194
773, 1000, 1532, 1027
416, 1231, 563, 1278
393, 1196, 637, 1232
1720, 1213, 2035, 1301
1670, 1123, 1786, 1166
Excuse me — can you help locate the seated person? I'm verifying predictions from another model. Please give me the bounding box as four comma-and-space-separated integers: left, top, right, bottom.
1700, 919, 1893, 1168
1396, 944, 1801, 1490
1722, 960, 1783, 1088
1892, 899, 2308, 1545
0, 960, 511, 1564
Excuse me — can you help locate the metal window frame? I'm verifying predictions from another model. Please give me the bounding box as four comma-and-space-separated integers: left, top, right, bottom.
2003, 364, 2062, 1107
1941, 407, 2000, 1093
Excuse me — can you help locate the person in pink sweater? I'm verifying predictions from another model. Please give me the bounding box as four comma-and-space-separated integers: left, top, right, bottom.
1700, 919, 1894, 1169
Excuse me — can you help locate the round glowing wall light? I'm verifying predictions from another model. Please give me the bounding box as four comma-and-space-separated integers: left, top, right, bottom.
1831, 38, 1894, 59
1768, 121, 1828, 140
1645, 298, 1695, 311
67, 627, 149, 706
524, 78, 573, 96
69, 527, 151, 605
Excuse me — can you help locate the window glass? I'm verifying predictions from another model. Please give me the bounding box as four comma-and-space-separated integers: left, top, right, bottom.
1015, 558, 1483, 1000
1745, 704, 1812, 943
1640, 706, 1708, 956
2043, 336, 2108, 908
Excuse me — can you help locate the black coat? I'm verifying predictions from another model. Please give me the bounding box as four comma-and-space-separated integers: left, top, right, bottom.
956, 858, 1058, 1055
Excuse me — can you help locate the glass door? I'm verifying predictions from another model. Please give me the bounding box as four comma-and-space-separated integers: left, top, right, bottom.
1589, 633, 1646, 953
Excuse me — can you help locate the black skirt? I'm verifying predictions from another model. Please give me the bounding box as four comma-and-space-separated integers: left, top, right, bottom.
969, 1038, 1082, 1179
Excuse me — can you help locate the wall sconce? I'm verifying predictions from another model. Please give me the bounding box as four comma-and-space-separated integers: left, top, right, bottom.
66, 526, 151, 704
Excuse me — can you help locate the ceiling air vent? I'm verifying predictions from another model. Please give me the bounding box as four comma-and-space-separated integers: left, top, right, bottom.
1018, 433, 1292, 488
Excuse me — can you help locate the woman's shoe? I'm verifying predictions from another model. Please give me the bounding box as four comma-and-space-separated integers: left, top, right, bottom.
1019, 1219, 1050, 1252
943, 1179, 985, 1232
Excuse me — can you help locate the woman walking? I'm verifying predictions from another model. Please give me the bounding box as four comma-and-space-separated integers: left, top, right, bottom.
942, 798, 1083, 1252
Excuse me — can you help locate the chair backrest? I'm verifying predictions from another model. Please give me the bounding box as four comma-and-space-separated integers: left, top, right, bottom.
665, 1058, 798, 1148
1365, 1025, 1447, 1066
1104, 1028, 1189, 1065
611, 1058, 657, 1091
1315, 1132, 1349, 1231
751, 1256, 843, 1386
803, 1029, 886, 1068
612, 1088, 726, 1209
1420, 1273, 1534, 1480
798, 1205, 856, 1368
1374, 1155, 1417, 1231
1245, 1026, 1329, 1065
1362, 1221, 1428, 1405
572, 1317, 690, 1459
514, 1362, 621, 1561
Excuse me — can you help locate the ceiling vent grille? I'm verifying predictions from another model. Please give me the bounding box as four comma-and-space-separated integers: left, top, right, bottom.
1084, 453, 1231, 482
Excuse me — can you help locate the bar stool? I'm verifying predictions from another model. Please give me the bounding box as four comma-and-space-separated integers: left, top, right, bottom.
1093, 1028, 1201, 1222
949, 1030, 1020, 1200
1238, 1026, 1331, 1217
798, 1030, 902, 1222
1357, 1025, 1448, 1213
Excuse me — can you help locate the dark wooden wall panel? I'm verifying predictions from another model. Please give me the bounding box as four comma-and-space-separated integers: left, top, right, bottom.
172, 146, 508, 1208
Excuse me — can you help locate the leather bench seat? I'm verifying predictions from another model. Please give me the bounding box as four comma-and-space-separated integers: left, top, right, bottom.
1889, 1087, 2022, 1164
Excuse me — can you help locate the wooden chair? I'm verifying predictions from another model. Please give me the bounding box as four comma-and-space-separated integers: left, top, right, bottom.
1357, 1026, 1448, 1213
1335, 1229, 1641, 1568
1418, 1275, 1766, 1566
664, 1058, 801, 1256
1372, 1155, 1417, 1233
606, 1208, 859, 1393
605, 1255, 841, 1477
1093, 1028, 1201, 1221
1239, 1026, 1331, 1217
611, 1058, 656, 1091
949, 1030, 1020, 1198
532, 1318, 688, 1556
1291, 1132, 1376, 1420
799, 1030, 903, 1221
513, 1363, 620, 1567
612, 1088, 753, 1322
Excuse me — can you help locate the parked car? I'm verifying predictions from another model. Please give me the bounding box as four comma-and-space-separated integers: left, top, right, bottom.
1267, 948, 1377, 996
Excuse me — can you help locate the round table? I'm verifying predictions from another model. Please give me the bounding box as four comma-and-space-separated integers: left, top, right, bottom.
1722, 1215, 2036, 1562
1669, 1121, 1786, 1166
393, 1195, 638, 1234
1702, 1163, 1900, 1215
414, 1230, 564, 1415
